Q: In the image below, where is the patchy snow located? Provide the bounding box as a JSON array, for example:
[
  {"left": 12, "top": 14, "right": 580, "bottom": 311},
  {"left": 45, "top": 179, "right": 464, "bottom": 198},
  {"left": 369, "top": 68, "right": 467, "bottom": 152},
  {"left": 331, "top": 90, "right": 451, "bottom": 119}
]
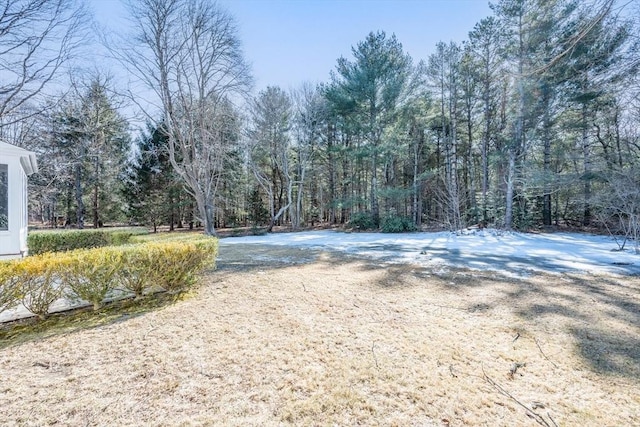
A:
[
  {"left": 3, "top": 229, "right": 636, "bottom": 324},
  {"left": 220, "top": 229, "right": 640, "bottom": 276}
]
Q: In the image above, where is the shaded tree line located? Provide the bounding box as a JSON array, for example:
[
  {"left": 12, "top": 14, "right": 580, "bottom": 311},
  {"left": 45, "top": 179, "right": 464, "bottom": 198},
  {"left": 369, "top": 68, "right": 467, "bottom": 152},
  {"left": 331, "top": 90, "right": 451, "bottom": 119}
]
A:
[{"left": 225, "top": 0, "right": 640, "bottom": 235}]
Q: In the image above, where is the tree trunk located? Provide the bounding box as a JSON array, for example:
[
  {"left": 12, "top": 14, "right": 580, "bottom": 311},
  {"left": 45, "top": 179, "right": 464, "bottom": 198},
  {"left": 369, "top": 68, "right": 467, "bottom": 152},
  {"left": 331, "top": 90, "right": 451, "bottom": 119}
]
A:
[
  {"left": 268, "top": 200, "right": 291, "bottom": 232},
  {"left": 204, "top": 202, "right": 216, "bottom": 236},
  {"left": 371, "top": 154, "right": 379, "bottom": 226},
  {"left": 582, "top": 101, "right": 592, "bottom": 226},
  {"left": 542, "top": 86, "right": 552, "bottom": 227},
  {"left": 466, "top": 98, "right": 476, "bottom": 224},
  {"left": 75, "top": 162, "right": 84, "bottom": 229},
  {"left": 66, "top": 182, "right": 73, "bottom": 227},
  {"left": 505, "top": 8, "right": 525, "bottom": 231},
  {"left": 93, "top": 181, "right": 99, "bottom": 228},
  {"left": 327, "top": 123, "right": 336, "bottom": 224},
  {"left": 341, "top": 157, "right": 349, "bottom": 224},
  {"left": 293, "top": 162, "right": 306, "bottom": 230},
  {"left": 412, "top": 128, "right": 421, "bottom": 226},
  {"left": 481, "top": 62, "right": 491, "bottom": 223},
  {"left": 448, "top": 72, "right": 460, "bottom": 230},
  {"left": 505, "top": 149, "right": 516, "bottom": 230}
]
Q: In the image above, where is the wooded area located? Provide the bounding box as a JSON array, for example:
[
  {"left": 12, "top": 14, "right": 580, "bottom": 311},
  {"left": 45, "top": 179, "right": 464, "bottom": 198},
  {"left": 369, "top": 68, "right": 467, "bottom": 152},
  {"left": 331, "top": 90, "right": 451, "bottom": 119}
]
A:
[{"left": 2, "top": 0, "right": 639, "bottom": 237}]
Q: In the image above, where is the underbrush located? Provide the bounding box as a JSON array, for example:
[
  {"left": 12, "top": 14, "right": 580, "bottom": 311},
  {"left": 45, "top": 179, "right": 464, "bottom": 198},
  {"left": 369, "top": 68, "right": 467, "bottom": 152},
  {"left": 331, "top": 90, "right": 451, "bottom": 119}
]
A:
[
  {"left": 380, "top": 215, "right": 417, "bottom": 233},
  {"left": 349, "top": 212, "right": 377, "bottom": 230},
  {"left": 348, "top": 212, "right": 417, "bottom": 233}
]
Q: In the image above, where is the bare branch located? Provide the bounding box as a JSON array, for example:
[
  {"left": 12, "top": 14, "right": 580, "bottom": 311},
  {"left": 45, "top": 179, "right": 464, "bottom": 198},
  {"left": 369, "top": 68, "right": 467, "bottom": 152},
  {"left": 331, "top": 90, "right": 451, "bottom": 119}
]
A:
[{"left": 0, "top": 0, "right": 89, "bottom": 126}]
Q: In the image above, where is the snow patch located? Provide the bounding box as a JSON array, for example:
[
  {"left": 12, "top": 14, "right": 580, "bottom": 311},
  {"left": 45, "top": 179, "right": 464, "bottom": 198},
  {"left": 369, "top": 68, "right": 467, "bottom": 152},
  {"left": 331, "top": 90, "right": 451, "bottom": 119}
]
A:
[{"left": 221, "top": 229, "right": 640, "bottom": 276}]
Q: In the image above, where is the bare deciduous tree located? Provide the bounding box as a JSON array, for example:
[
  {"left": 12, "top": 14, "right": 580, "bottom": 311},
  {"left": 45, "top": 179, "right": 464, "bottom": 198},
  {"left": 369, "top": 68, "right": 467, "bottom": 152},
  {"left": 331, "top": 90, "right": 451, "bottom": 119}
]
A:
[
  {"left": 596, "top": 168, "right": 640, "bottom": 253},
  {"left": 290, "top": 83, "right": 325, "bottom": 229},
  {"left": 117, "top": 0, "right": 251, "bottom": 235},
  {"left": 0, "top": 0, "right": 88, "bottom": 126},
  {"left": 247, "top": 86, "right": 293, "bottom": 232}
]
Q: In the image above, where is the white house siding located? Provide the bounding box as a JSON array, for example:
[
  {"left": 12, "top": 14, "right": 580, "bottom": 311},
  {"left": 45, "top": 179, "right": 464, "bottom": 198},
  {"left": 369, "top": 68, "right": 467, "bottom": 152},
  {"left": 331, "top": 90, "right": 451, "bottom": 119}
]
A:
[{"left": 0, "top": 141, "right": 37, "bottom": 259}]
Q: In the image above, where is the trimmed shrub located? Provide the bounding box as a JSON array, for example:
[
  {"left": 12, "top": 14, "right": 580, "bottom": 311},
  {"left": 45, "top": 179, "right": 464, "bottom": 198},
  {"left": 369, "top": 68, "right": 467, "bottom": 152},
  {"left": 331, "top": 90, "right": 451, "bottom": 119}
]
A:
[
  {"left": 0, "top": 261, "right": 20, "bottom": 313},
  {"left": 145, "top": 237, "right": 218, "bottom": 292},
  {"left": 116, "top": 246, "right": 158, "bottom": 298},
  {"left": 381, "top": 215, "right": 417, "bottom": 233},
  {"left": 28, "top": 229, "right": 135, "bottom": 255},
  {"left": 117, "top": 237, "right": 217, "bottom": 295},
  {"left": 15, "top": 254, "right": 64, "bottom": 320},
  {"left": 349, "top": 211, "right": 377, "bottom": 231},
  {"left": 108, "top": 231, "right": 135, "bottom": 246},
  {"left": 192, "top": 238, "right": 219, "bottom": 270},
  {"left": 62, "top": 248, "right": 124, "bottom": 310},
  {"left": 129, "top": 231, "right": 208, "bottom": 244},
  {"left": 28, "top": 230, "right": 109, "bottom": 254},
  {"left": 1, "top": 234, "right": 218, "bottom": 320}
]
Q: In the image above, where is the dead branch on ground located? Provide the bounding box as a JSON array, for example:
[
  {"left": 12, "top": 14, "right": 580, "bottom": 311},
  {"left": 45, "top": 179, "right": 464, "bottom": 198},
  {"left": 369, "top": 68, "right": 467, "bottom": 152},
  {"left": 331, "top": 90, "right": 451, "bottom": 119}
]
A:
[
  {"left": 482, "top": 366, "right": 558, "bottom": 427},
  {"left": 534, "top": 337, "right": 558, "bottom": 368}
]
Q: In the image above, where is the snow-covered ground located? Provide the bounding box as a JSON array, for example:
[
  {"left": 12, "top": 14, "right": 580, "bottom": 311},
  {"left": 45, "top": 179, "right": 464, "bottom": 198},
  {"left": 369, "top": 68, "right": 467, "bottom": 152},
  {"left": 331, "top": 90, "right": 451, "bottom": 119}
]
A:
[{"left": 220, "top": 229, "right": 640, "bottom": 276}]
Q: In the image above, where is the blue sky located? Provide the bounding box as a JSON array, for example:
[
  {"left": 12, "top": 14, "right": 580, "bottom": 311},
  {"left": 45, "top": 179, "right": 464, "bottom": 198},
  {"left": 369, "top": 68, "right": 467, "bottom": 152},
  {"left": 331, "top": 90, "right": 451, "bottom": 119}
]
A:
[{"left": 90, "top": 0, "right": 493, "bottom": 92}]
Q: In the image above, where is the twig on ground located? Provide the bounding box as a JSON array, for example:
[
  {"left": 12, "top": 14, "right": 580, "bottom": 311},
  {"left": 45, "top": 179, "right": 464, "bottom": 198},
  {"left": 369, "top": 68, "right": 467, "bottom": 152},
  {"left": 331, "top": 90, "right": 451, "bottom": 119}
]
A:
[
  {"left": 32, "top": 361, "right": 51, "bottom": 369},
  {"left": 143, "top": 327, "right": 157, "bottom": 340},
  {"left": 371, "top": 340, "right": 379, "bottom": 369},
  {"left": 534, "top": 337, "right": 558, "bottom": 368},
  {"left": 483, "top": 365, "right": 556, "bottom": 427}
]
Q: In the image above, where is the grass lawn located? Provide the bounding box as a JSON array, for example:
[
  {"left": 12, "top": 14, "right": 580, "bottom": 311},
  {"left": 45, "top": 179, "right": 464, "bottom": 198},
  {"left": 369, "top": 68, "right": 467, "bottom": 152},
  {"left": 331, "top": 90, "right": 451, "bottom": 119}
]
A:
[{"left": 0, "top": 243, "right": 638, "bottom": 426}]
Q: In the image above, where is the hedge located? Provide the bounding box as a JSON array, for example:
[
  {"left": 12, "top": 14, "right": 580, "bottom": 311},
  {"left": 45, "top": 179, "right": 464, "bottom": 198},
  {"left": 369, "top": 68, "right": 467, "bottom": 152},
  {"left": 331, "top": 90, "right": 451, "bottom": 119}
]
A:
[
  {"left": 27, "top": 229, "right": 138, "bottom": 255},
  {"left": 3, "top": 255, "right": 64, "bottom": 319},
  {"left": 0, "top": 237, "right": 218, "bottom": 320}
]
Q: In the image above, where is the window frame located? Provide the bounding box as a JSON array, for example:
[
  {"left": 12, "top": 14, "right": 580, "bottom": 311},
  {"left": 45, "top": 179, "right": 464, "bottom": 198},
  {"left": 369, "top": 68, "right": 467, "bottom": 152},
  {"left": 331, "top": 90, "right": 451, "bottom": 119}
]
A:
[{"left": 0, "top": 163, "right": 8, "bottom": 231}]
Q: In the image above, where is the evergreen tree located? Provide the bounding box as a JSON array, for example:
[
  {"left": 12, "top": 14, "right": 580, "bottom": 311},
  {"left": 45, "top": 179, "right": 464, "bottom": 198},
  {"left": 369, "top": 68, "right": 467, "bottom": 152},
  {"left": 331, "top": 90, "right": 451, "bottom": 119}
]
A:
[
  {"left": 122, "top": 123, "right": 177, "bottom": 232},
  {"left": 328, "top": 31, "right": 415, "bottom": 226}
]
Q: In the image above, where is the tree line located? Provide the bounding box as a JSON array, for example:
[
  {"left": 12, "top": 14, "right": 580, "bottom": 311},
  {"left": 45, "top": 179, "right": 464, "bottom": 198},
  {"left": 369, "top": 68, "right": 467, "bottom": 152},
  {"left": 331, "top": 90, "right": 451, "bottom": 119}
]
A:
[{"left": 2, "top": 0, "right": 639, "bottom": 238}]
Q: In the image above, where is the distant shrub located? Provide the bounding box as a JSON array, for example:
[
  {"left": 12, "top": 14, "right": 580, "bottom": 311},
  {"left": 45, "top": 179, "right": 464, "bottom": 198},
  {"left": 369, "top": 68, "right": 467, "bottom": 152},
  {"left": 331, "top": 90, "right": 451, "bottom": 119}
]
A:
[
  {"left": 28, "top": 230, "right": 108, "bottom": 254},
  {"left": 381, "top": 215, "right": 417, "bottom": 233},
  {"left": 109, "top": 231, "right": 135, "bottom": 246},
  {"left": 28, "top": 229, "right": 135, "bottom": 255},
  {"left": 349, "top": 211, "right": 377, "bottom": 230},
  {"left": 129, "top": 231, "right": 203, "bottom": 244},
  {"left": 251, "top": 226, "right": 267, "bottom": 236}
]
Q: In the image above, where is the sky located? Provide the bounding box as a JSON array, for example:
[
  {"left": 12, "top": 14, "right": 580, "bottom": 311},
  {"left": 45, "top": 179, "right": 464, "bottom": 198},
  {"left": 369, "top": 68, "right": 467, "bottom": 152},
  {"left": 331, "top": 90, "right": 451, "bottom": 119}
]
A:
[{"left": 90, "top": 0, "right": 494, "bottom": 93}]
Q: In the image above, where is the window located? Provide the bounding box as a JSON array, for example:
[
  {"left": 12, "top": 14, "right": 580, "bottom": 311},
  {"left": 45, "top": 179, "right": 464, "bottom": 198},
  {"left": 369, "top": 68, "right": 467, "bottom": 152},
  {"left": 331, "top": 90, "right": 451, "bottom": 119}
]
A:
[{"left": 0, "top": 164, "right": 7, "bottom": 230}]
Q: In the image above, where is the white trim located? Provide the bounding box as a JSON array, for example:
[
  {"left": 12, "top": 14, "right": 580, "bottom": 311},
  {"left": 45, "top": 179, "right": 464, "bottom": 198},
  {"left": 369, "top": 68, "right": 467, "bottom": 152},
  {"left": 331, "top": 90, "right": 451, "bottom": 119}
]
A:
[
  {"left": 0, "top": 140, "right": 38, "bottom": 175},
  {"left": 0, "top": 146, "right": 35, "bottom": 257}
]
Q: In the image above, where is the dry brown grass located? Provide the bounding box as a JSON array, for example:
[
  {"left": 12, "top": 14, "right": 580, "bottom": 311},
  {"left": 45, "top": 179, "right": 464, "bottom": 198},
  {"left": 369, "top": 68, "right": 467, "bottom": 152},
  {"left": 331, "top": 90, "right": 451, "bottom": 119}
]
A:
[{"left": 0, "top": 243, "right": 639, "bottom": 426}]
